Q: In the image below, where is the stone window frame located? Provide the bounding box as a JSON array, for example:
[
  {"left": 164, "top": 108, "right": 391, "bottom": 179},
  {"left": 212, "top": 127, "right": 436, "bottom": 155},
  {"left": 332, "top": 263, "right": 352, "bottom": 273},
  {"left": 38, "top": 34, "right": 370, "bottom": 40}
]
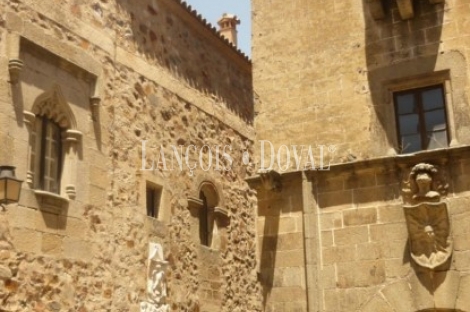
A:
[
  {"left": 24, "top": 85, "right": 82, "bottom": 208},
  {"left": 386, "top": 70, "right": 458, "bottom": 154},
  {"left": 188, "top": 180, "right": 230, "bottom": 251},
  {"left": 145, "top": 181, "right": 163, "bottom": 219},
  {"left": 138, "top": 172, "right": 170, "bottom": 224}
]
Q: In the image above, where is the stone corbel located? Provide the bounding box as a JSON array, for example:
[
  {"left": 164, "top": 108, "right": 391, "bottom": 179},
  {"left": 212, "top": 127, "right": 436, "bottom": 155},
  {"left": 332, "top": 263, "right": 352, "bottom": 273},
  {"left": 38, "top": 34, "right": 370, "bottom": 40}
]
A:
[
  {"left": 396, "top": 0, "right": 414, "bottom": 20},
  {"left": 64, "top": 129, "right": 82, "bottom": 146},
  {"left": 23, "top": 111, "right": 36, "bottom": 128},
  {"left": 8, "top": 59, "right": 24, "bottom": 84},
  {"left": 258, "top": 170, "right": 282, "bottom": 192},
  {"left": 368, "top": 0, "right": 386, "bottom": 20},
  {"left": 7, "top": 33, "right": 23, "bottom": 84},
  {"left": 89, "top": 96, "right": 101, "bottom": 121}
]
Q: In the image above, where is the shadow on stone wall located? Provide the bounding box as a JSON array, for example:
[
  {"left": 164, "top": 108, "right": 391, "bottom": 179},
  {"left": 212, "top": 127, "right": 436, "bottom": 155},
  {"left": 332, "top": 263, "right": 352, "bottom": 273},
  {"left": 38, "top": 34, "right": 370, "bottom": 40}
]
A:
[
  {"left": 113, "top": 0, "right": 254, "bottom": 123},
  {"left": 363, "top": 0, "right": 444, "bottom": 153}
]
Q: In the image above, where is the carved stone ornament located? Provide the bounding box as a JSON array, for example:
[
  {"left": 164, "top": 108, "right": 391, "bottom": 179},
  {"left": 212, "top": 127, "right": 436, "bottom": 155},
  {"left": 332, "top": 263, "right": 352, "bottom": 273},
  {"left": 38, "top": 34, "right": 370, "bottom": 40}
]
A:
[
  {"left": 402, "top": 163, "right": 452, "bottom": 269},
  {"left": 140, "top": 243, "right": 170, "bottom": 312}
]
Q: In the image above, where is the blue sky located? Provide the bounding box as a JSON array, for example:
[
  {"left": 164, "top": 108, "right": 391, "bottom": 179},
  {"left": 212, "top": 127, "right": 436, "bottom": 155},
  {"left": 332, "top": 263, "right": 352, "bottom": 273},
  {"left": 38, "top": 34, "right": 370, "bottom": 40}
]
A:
[{"left": 183, "top": 0, "right": 251, "bottom": 56}]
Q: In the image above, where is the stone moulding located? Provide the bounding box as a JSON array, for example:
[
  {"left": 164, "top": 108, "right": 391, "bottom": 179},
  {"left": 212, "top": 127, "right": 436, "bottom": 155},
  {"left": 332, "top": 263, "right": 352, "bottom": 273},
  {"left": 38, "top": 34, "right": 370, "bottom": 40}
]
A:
[{"left": 34, "top": 190, "right": 69, "bottom": 213}]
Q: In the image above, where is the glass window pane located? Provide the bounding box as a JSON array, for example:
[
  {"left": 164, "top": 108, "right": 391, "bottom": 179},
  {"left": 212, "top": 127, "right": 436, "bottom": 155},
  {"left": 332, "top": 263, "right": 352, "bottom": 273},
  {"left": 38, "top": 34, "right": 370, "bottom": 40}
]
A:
[
  {"left": 399, "top": 114, "right": 420, "bottom": 135},
  {"left": 401, "top": 134, "right": 421, "bottom": 153},
  {"left": 422, "top": 87, "right": 444, "bottom": 111},
  {"left": 425, "top": 109, "right": 446, "bottom": 131},
  {"left": 396, "top": 93, "right": 416, "bottom": 114},
  {"left": 427, "top": 130, "right": 448, "bottom": 150}
]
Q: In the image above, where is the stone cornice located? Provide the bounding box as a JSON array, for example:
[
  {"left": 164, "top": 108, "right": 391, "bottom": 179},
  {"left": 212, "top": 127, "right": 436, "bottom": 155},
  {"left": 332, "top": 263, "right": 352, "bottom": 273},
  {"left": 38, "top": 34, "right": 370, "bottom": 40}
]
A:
[{"left": 246, "top": 146, "right": 470, "bottom": 185}]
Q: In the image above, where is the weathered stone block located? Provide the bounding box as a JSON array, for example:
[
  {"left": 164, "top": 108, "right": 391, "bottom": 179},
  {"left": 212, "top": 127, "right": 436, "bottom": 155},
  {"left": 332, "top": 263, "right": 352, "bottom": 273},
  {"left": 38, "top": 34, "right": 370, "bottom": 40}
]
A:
[
  {"left": 336, "top": 260, "right": 385, "bottom": 288},
  {"left": 362, "top": 295, "right": 394, "bottom": 312},
  {"left": 382, "top": 279, "right": 416, "bottom": 311},
  {"left": 343, "top": 208, "right": 377, "bottom": 226},
  {"left": 41, "top": 233, "right": 63, "bottom": 256},
  {"left": 377, "top": 205, "right": 405, "bottom": 223},
  {"left": 323, "top": 245, "right": 356, "bottom": 264},
  {"left": 334, "top": 226, "right": 369, "bottom": 246},
  {"left": 320, "top": 212, "right": 343, "bottom": 230},
  {"left": 370, "top": 223, "right": 408, "bottom": 242},
  {"left": 318, "top": 190, "right": 353, "bottom": 209}
]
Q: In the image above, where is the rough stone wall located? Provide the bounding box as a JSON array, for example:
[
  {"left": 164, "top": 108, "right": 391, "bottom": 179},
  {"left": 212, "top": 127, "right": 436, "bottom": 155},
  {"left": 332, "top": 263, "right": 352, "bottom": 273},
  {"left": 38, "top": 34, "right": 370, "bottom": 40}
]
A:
[
  {"left": 252, "top": 0, "right": 470, "bottom": 167},
  {"left": 0, "top": 0, "right": 261, "bottom": 311}
]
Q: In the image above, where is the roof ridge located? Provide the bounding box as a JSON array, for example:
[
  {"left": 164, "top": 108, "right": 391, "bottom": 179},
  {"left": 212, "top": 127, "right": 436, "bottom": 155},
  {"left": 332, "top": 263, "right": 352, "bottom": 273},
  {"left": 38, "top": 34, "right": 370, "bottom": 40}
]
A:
[{"left": 174, "top": 0, "right": 251, "bottom": 63}]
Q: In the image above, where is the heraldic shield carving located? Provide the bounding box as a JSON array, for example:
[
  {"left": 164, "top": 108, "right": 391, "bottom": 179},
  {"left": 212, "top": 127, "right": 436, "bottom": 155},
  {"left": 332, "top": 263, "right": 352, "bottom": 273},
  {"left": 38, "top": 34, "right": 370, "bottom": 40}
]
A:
[{"left": 402, "top": 163, "right": 452, "bottom": 269}]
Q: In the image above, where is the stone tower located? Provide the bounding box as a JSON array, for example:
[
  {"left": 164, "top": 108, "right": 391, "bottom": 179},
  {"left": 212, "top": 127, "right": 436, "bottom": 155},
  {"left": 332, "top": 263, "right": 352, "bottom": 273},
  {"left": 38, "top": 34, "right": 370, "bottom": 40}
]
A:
[{"left": 251, "top": 0, "right": 470, "bottom": 311}]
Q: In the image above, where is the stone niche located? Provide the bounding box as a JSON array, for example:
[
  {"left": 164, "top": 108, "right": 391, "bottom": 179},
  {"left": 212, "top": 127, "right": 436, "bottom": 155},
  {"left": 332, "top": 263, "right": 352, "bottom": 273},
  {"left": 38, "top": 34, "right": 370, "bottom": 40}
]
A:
[{"left": 140, "top": 242, "right": 170, "bottom": 312}]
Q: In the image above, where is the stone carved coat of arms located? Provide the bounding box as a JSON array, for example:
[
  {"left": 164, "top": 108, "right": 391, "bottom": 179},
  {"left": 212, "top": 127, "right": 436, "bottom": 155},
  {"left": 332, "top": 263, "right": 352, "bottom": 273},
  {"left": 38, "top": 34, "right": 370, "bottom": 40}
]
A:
[{"left": 402, "top": 163, "right": 452, "bottom": 269}]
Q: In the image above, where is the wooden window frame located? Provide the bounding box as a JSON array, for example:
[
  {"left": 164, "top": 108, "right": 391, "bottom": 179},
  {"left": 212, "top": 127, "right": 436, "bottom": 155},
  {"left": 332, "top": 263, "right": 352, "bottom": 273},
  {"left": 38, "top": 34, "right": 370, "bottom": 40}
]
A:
[
  {"left": 393, "top": 84, "right": 449, "bottom": 154},
  {"left": 37, "top": 116, "right": 63, "bottom": 194}
]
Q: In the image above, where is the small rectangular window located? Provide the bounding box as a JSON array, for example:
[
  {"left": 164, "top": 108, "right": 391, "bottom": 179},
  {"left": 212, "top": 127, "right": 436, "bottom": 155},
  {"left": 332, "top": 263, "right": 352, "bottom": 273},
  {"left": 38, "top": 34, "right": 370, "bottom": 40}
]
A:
[
  {"left": 146, "top": 183, "right": 161, "bottom": 218},
  {"left": 394, "top": 85, "right": 449, "bottom": 154}
]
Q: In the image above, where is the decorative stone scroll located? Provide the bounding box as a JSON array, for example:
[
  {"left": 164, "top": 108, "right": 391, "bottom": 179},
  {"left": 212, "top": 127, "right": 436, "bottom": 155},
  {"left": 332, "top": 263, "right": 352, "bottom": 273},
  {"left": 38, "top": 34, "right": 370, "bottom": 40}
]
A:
[
  {"left": 140, "top": 243, "right": 170, "bottom": 312},
  {"left": 402, "top": 163, "right": 452, "bottom": 269}
]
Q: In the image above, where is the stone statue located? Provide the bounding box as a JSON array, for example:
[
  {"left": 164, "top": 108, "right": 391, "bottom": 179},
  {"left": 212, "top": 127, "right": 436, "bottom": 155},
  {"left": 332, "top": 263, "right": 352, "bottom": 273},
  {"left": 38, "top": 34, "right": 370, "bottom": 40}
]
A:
[
  {"left": 402, "top": 163, "right": 452, "bottom": 269},
  {"left": 140, "top": 243, "right": 170, "bottom": 312}
]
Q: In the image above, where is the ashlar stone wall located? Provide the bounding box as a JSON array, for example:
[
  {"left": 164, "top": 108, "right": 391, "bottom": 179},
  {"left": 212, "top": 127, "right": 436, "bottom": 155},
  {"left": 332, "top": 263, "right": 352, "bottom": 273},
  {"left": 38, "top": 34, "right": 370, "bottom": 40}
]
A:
[{"left": 252, "top": 0, "right": 470, "bottom": 168}]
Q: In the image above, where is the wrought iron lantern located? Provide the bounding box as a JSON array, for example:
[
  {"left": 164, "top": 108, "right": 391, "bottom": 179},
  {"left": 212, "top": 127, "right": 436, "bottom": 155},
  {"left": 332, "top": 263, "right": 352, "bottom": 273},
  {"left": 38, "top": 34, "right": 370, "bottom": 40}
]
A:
[{"left": 0, "top": 166, "right": 23, "bottom": 205}]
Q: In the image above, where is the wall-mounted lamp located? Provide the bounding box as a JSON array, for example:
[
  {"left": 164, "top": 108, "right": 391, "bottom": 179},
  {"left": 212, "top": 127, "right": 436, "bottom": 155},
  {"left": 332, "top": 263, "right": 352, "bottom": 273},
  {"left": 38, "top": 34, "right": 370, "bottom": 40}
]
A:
[{"left": 0, "top": 166, "right": 23, "bottom": 208}]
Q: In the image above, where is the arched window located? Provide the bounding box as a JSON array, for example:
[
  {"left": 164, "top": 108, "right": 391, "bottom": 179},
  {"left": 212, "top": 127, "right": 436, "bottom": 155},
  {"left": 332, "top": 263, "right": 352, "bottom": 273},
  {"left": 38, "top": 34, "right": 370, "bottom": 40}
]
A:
[
  {"left": 199, "top": 183, "right": 218, "bottom": 247},
  {"left": 186, "top": 181, "right": 230, "bottom": 250},
  {"left": 36, "top": 116, "right": 63, "bottom": 193},
  {"left": 24, "top": 85, "right": 81, "bottom": 200}
]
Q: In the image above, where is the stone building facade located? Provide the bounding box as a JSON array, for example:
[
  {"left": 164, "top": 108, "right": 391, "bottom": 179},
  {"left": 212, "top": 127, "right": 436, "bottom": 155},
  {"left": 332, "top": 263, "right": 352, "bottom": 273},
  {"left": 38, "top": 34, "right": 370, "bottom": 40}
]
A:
[
  {"left": 252, "top": 0, "right": 470, "bottom": 311},
  {"left": 2, "top": 0, "right": 470, "bottom": 311},
  {"left": 0, "top": 0, "right": 260, "bottom": 311}
]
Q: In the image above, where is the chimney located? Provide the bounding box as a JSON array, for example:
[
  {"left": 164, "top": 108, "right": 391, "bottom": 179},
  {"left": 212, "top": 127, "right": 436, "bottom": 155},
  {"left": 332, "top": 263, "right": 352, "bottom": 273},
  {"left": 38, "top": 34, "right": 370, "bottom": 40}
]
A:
[{"left": 217, "top": 13, "right": 240, "bottom": 47}]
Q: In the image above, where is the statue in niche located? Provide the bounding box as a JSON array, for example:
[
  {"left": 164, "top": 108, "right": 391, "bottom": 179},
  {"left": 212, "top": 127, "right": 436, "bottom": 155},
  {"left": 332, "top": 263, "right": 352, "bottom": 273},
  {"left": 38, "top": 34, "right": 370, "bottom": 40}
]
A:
[
  {"left": 140, "top": 243, "right": 170, "bottom": 312},
  {"left": 402, "top": 163, "right": 452, "bottom": 270}
]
